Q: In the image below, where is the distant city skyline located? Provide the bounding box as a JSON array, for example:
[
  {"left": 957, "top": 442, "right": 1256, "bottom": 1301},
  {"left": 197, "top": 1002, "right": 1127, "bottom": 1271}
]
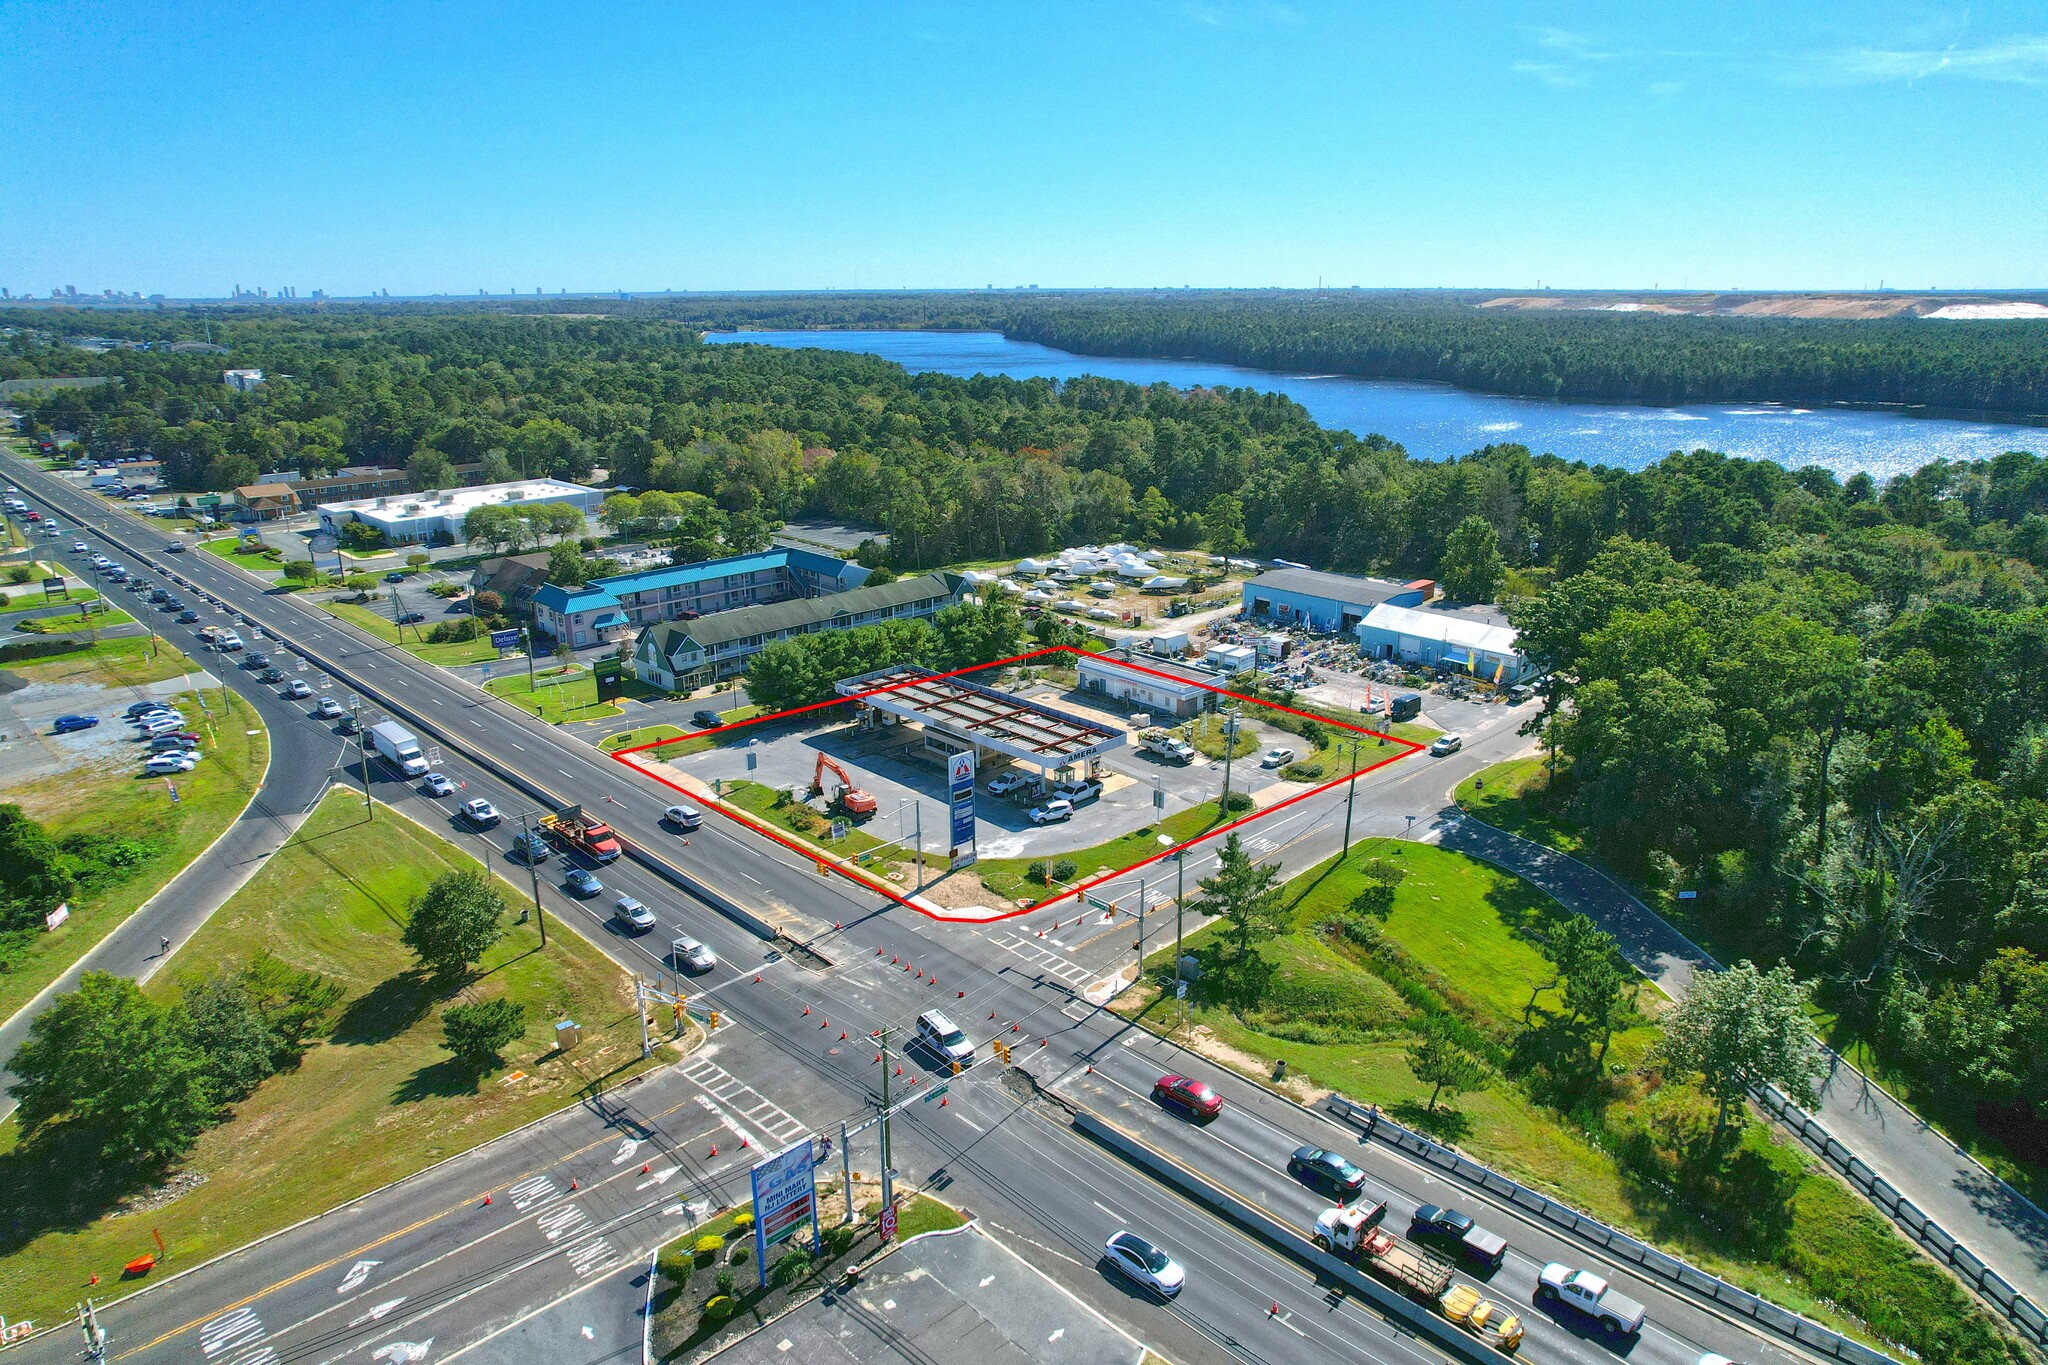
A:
[{"left": 4, "top": 1, "right": 2046, "bottom": 297}]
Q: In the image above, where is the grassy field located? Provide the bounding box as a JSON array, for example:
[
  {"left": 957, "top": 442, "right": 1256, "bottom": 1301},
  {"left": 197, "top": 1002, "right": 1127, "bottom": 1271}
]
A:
[
  {"left": 0, "top": 683, "right": 268, "bottom": 1031},
  {"left": 322, "top": 599, "right": 500, "bottom": 665},
  {"left": 199, "top": 537, "right": 283, "bottom": 575},
  {"left": 0, "top": 792, "right": 658, "bottom": 1324},
  {"left": 1187, "top": 710, "right": 1258, "bottom": 759},
  {"left": 603, "top": 705, "right": 766, "bottom": 759},
  {"left": 1117, "top": 838, "right": 2014, "bottom": 1361},
  {"left": 2, "top": 633, "right": 199, "bottom": 685},
  {"left": 975, "top": 799, "right": 1228, "bottom": 904},
  {"left": 487, "top": 667, "right": 623, "bottom": 722}
]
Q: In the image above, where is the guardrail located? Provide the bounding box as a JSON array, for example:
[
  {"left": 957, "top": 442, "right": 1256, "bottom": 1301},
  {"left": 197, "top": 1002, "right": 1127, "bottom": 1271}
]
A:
[
  {"left": 1754, "top": 1085, "right": 2048, "bottom": 1347},
  {"left": 1072, "top": 1107, "right": 1515, "bottom": 1365},
  {"left": 1327, "top": 1097, "right": 1909, "bottom": 1364}
]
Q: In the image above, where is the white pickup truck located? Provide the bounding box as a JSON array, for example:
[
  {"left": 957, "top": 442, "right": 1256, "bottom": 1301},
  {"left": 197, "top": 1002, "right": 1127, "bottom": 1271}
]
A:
[
  {"left": 1139, "top": 728, "right": 1198, "bottom": 764},
  {"left": 1537, "top": 1264, "right": 1645, "bottom": 1336}
]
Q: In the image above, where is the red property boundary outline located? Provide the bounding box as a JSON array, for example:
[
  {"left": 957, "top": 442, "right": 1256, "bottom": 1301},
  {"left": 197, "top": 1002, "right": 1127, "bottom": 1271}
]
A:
[{"left": 610, "top": 646, "right": 1425, "bottom": 923}]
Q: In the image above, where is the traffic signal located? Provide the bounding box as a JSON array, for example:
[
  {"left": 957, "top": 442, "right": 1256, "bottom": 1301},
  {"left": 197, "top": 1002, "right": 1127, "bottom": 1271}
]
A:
[
  {"left": 951, "top": 1060, "right": 962, "bottom": 1076},
  {"left": 708, "top": 1010, "right": 720, "bottom": 1029}
]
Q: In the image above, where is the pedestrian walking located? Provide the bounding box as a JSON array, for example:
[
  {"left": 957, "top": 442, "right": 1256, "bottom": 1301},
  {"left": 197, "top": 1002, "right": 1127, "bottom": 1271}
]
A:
[{"left": 160, "top": 935, "right": 171, "bottom": 956}]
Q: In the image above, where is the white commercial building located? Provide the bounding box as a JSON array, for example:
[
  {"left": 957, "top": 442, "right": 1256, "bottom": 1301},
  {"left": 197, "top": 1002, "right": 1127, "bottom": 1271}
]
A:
[
  {"left": 315, "top": 478, "right": 604, "bottom": 545},
  {"left": 1356, "top": 601, "right": 1529, "bottom": 683},
  {"left": 222, "top": 368, "right": 265, "bottom": 391}
]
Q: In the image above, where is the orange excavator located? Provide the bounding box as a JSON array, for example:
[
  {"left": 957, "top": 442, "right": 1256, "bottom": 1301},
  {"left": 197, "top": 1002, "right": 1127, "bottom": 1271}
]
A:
[{"left": 812, "top": 753, "right": 879, "bottom": 817}]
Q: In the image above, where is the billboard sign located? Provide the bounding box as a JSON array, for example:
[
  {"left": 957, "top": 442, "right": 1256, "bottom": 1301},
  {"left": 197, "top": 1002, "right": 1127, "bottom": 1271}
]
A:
[
  {"left": 489, "top": 628, "right": 522, "bottom": 651},
  {"left": 948, "top": 750, "right": 976, "bottom": 851},
  {"left": 593, "top": 656, "right": 624, "bottom": 702},
  {"left": 749, "top": 1137, "right": 820, "bottom": 1283}
]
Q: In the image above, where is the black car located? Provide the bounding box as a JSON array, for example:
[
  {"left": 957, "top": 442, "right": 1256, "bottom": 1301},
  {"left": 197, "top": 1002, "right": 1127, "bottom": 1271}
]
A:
[
  {"left": 258, "top": 667, "right": 286, "bottom": 683},
  {"left": 396, "top": 610, "right": 425, "bottom": 625},
  {"left": 337, "top": 714, "right": 361, "bottom": 735},
  {"left": 1410, "top": 1204, "right": 1508, "bottom": 1269},
  {"left": 177, "top": 610, "right": 200, "bottom": 623},
  {"left": 1287, "top": 1146, "right": 1370, "bottom": 1202},
  {"left": 247, "top": 651, "right": 271, "bottom": 667}
]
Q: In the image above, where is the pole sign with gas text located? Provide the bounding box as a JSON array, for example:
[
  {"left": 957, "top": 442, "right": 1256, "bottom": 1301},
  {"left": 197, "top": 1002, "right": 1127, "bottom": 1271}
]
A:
[
  {"left": 947, "top": 750, "right": 976, "bottom": 860},
  {"left": 749, "top": 1137, "right": 820, "bottom": 1285}
]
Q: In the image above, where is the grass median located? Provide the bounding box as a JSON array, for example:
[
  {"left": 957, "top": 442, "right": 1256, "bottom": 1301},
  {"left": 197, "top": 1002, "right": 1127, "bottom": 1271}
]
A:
[
  {"left": 487, "top": 667, "right": 624, "bottom": 723},
  {"left": 199, "top": 536, "right": 283, "bottom": 575},
  {"left": 0, "top": 791, "right": 661, "bottom": 1324},
  {"left": 975, "top": 799, "right": 1229, "bottom": 904},
  {"left": 601, "top": 705, "right": 764, "bottom": 759}
]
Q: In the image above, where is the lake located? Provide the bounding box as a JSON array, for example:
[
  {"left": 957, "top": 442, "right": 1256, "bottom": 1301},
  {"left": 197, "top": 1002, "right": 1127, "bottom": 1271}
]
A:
[{"left": 706, "top": 328, "right": 2044, "bottom": 480}]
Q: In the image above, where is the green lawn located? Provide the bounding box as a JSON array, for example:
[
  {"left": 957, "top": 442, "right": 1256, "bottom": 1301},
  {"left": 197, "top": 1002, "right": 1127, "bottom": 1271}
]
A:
[
  {"left": 0, "top": 585, "right": 100, "bottom": 610},
  {"left": 976, "top": 799, "right": 1229, "bottom": 904},
  {"left": 322, "top": 599, "right": 500, "bottom": 665},
  {"left": 487, "top": 668, "right": 625, "bottom": 722},
  {"left": 1, "top": 632, "right": 200, "bottom": 684},
  {"left": 603, "top": 705, "right": 765, "bottom": 759},
  {"left": 1454, "top": 756, "right": 1588, "bottom": 858},
  {"left": 1187, "top": 711, "right": 1258, "bottom": 759},
  {"left": 0, "top": 684, "right": 269, "bottom": 1027},
  {"left": 0, "top": 792, "right": 657, "bottom": 1324},
  {"left": 199, "top": 537, "right": 284, "bottom": 575}
]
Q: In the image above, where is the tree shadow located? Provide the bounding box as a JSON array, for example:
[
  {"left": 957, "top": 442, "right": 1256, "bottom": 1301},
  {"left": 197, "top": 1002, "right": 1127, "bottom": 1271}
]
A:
[
  {"left": 1391, "top": 1099, "right": 1474, "bottom": 1145},
  {"left": 330, "top": 970, "right": 437, "bottom": 1046},
  {"left": 394, "top": 1057, "right": 481, "bottom": 1104},
  {"left": 0, "top": 1124, "right": 170, "bottom": 1258}
]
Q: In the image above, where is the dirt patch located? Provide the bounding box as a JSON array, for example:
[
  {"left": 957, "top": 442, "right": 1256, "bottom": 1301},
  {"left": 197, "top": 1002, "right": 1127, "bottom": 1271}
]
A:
[{"left": 116, "top": 1170, "right": 209, "bottom": 1216}]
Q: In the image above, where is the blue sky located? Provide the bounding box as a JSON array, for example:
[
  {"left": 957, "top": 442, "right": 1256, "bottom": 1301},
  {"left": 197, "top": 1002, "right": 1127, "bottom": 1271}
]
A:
[{"left": 5, "top": 1, "right": 2046, "bottom": 297}]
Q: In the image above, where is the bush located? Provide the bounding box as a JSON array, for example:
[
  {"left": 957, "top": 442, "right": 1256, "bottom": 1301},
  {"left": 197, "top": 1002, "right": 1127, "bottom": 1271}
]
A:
[
  {"left": 712, "top": 1267, "right": 738, "bottom": 1298},
  {"left": 701, "top": 1295, "right": 737, "bottom": 1326},
  {"left": 655, "top": 1248, "right": 694, "bottom": 1287},
  {"left": 1051, "top": 856, "right": 1079, "bottom": 882},
  {"left": 0, "top": 592, "right": 9, "bottom": 609},
  {"left": 692, "top": 1233, "right": 724, "bottom": 1260},
  {"left": 429, "top": 581, "right": 463, "bottom": 598},
  {"left": 787, "top": 809, "right": 826, "bottom": 835},
  {"left": 1222, "top": 790, "right": 1255, "bottom": 813},
  {"left": 771, "top": 1245, "right": 812, "bottom": 1286},
  {"left": 732, "top": 1209, "right": 756, "bottom": 1233},
  {"left": 426, "top": 618, "right": 483, "bottom": 643},
  {"left": 729, "top": 1244, "right": 748, "bottom": 1266},
  {"left": 1280, "top": 762, "right": 1324, "bottom": 782},
  {"left": 823, "top": 1223, "right": 857, "bottom": 1257},
  {"left": 343, "top": 573, "right": 375, "bottom": 591},
  {"left": 6, "top": 565, "right": 33, "bottom": 585}
]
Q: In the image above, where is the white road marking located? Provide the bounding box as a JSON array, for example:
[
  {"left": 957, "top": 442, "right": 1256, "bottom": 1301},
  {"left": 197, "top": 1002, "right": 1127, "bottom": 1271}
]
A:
[
  {"left": 735, "top": 868, "right": 763, "bottom": 885},
  {"left": 983, "top": 930, "right": 1095, "bottom": 986},
  {"left": 1091, "top": 1200, "right": 1127, "bottom": 1222},
  {"left": 336, "top": 1259, "right": 381, "bottom": 1294},
  {"left": 680, "top": 1055, "right": 809, "bottom": 1145},
  {"left": 635, "top": 1167, "right": 676, "bottom": 1190},
  {"left": 370, "top": 1342, "right": 433, "bottom": 1364},
  {"left": 566, "top": 1237, "right": 618, "bottom": 1276},
  {"left": 558, "top": 769, "right": 574, "bottom": 779},
  {"left": 349, "top": 1297, "right": 408, "bottom": 1326},
  {"left": 508, "top": 1175, "right": 558, "bottom": 1210},
  {"left": 611, "top": 1138, "right": 642, "bottom": 1165},
  {"left": 200, "top": 1307, "right": 265, "bottom": 1358}
]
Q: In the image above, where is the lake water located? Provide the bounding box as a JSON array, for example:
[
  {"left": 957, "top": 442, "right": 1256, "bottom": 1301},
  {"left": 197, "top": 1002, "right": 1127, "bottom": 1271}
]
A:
[{"left": 707, "top": 328, "right": 2044, "bottom": 480}]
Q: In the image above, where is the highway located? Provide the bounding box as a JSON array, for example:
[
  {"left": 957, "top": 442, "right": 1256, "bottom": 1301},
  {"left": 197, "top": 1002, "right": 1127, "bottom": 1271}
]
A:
[{"left": 2, "top": 451, "right": 1813, "bottom": 1365}]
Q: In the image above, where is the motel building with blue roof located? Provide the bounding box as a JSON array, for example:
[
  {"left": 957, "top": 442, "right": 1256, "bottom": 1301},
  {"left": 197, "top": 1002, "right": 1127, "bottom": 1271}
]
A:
[{"left": 531, "top": 546, "right": 870, "bottom": 648}]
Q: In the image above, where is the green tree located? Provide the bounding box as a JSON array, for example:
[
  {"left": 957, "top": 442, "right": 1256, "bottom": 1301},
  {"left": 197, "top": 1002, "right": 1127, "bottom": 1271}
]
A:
[
  {"left": 1657, "top": 960, "right": 1825, "bottom": 1142},
  {"left": 1438, "top": 514, "right": 1506, "bottom": 604},
  {"left": 547, "top": 539, "right": 590, "bottom": 587},
  {"left": 280, "top": 558, "right": 318, "bottom": 585},
  {"left": 406, "top": 447, "right": 456, "bottom": 493},
  {"left": 1406, "top": 1014, "right": 1490, "bottom": 1111},
  {"left": 0, "top": 804, "right": 76, "bottom": 932},
  {"left": 402, "top": 869, "right": 508, "bottom": 980},
  {"left": 441, "top": 997, "right": 528, "bottom": 1068},
  {"left": 8, "top": 972, "right": 215, "bottom": 1163},
  {"left": 1524, "top": 913, "right": 1607, "bottom": 1022},
  {"left": 180, "top": 969, "right": 286, "bottom": 1103},
  {"left": 463, "top": 503, "right": 524, "bottom": 551},
  {"left": 598, "top": 492, "right": 642, "bottom": 538},
  {"left": 1203, "top": 492, "right": 1249, "bottom": 561},
  {"left": 1198, "top": 833, "right": 1284, "bottom": 981}
]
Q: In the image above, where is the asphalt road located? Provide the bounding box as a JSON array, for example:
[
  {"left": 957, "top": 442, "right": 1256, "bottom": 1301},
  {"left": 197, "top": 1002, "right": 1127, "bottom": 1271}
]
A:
[{"left": 0, "top": 456, "right": 1845, "bottom": 1365}]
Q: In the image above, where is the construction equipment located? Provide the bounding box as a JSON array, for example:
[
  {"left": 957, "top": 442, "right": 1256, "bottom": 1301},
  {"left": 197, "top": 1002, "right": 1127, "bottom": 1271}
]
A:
[
  {"left": 812, "top": 753, "right": 878, "bottom": 817},
  {"left": 540, "top": 809, "right": 623, "bottom": 862},
  {"left": 1440, "top": 1284, "right": 1524, "bottom": 1352}
]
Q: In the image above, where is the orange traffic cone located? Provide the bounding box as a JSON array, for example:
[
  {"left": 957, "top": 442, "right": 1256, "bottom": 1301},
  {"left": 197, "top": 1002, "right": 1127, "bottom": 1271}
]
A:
[{"left": 482, "top": 1193, "right": 493, "bottom": 1206}]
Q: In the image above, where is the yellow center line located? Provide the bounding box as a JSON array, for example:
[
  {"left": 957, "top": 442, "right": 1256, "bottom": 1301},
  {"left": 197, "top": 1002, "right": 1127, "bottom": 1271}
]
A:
[{"left": 114, "top": 1089, "right": 708, "bottom": 1358}]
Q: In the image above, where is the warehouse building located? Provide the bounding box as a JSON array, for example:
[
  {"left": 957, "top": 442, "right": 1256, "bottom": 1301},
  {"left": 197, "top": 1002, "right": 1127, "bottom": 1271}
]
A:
[
  {"left": 314, "top": 478, "right": 604, "bottom": 545},
  {"left": 1076, "top": 646, "right": 1227, "bottom": 719},
  {"left": 631, "top": 572, "right": 966, "bottom": 688},
  {"left": 534, "top": 546, "right": 871, "bottom": 649},
  {"left": 1356, "top": 601, "right": 1529, "bottom": 683},
  {"left": 1241, "top": 568, "right": 1434, "bottom": 634}
]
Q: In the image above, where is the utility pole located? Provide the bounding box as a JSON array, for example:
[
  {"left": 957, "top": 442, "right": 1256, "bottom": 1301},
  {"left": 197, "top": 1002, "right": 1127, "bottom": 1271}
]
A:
[
  {"left": 1218, "top": 708, "right": 1241, "bottom": 813},
  {"left": 1341, "top": 735, "right": 1361, "bottom": 860},
  {"left": 914, "top": 801, "right": 924, "bottom": 892},
  {"left": 519, "top": 812, "right": 548, "bottom": 947},
  {"left": 352, "top": 698, "right": 372, "bottom": 816},
  {"left": 878, "top": 1027, "right": 895, "bottom": 1217},
  {"left": 1134, "top": 877, "right": 1147, "bottom": 980},
  {"left": 523, "top": 627, "right": 536, "bottom": 688},
  {"left": 636, "top": 977, "right": 650, "bottom": 1059},
  {"left": 839, "top": 1120, "right": 854, "bottom": 1225}
]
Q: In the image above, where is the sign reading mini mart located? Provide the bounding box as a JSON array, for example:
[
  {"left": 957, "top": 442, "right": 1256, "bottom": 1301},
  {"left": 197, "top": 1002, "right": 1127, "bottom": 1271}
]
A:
[
  {"left": 749, "top": 1137, "right": 821, "bottom": 1287},
  {"left": 947, "top": 749, "right": 976, "bottom": 863}
]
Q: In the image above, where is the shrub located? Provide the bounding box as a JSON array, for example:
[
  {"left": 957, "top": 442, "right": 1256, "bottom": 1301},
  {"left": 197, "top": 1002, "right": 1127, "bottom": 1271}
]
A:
[
  {"left": 771, "top": 1245, "right": 812, "bottom": 1286},
  {"left": 787, "top": 809, "right": 826, "bottom": 835},
  {"left": 655, "top": 1248, "right": 694, "bottom": 1287},
  {"left": 441, "top": 997, "right": 527, "bottom": 1067},
  {"left": 472, "top": 589, "right": 503, "bottom": 613},
  {"left": 1279, "top": 762, "right": 1324, "bottom": 782},
  {"left": 0, "top": 592, "right": 9, "bottom": 609},
  {"left": 823, "top": 1223, "right": 857, "bottom": 1257},
  {"left": 701, "top": 1295, "right": 737, "bottom": 1326},
  {"left": 426, "top": 618, "right": 483, "bottom": 643},
  {"left": 730, "top": 1244, "right": 748, "bottom": 1266},
  {"left": 429, "top": 581, "right": 463, "bottom": 598},
  {"left": 712, "top": 1267, "right": 738, "bottom": 1298},
  {"left": 732, "top": 1209, "right": 756, "bottom": 1232},
  {"left": 6, "top": 565, "right": 33, "bottom": 584},
  {"left": 1222, "top": 790, "right": 1255, "bottom": 813},
  {"left": 1051, "top": 856, "right": 1079, "bottom": 882},
  {"left": 343, "top": 573, "right": 375, "bottom": 591},
  {"left": 692, "top": 1233, "right": 724, "bottom": 1259},
  {"left": 407, "top": 552, "right": 430, "bottom": 571}
]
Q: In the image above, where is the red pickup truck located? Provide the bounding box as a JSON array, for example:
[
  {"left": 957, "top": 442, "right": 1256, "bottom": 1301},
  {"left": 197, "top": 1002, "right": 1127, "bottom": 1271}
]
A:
[{"left": 541, "top": 812, "right": 622, "bottom": 863}]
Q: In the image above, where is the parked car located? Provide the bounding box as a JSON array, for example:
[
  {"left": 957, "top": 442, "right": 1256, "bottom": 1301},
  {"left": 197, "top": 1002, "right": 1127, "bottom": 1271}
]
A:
[
  {"left": 663, "top": 803, "right": 703, "bottom": 830},
  {"left": 1411, "top": 1204, "right": 1508, "bottom": 1269},
  {"left": 395, "top": 610, "right": 425, "bottom": 625},
  {"left": 611, "top": 896, "right": 657, "bottom": 934},
  {"left": 258, "top": 666, "right": 286, "bottom": 683},
  {"left": 1102, "top": 1231, "right": 1185, "bottom": 1298},
  {"left": 150, "top": 734, "right": 201, "bottom": 754},
  {"left": 125, "top": 700, "right": 167, "bottom": 718},
  {"left": 1053, "top": 778, "right": 1102, "bottom": 805},
  {"left": 52, "top": 714, "right": 100, "bottom": 733},
  {"left": 422, "top": 772, "right": 457, "bottom": 797},
  {"left": 1429, "top": 733, "right": 1464, "bottom": 757},
  {"left": 145, "top": 752, "right": 197, "bottom": 775},
  {"left": 315, "top": 697, "right": 345, "bottom": 719},
  {"left": 986, "top": 771, "right": 1032, "bottom": 796},
  {"left": 141, "top": 714, "right": 188, "bottom": 736},
  {"left": 564, "top": 868, "right": 604, "bottom": 898},
  {"left": 1028, "top": 798, "right": 1075, "bottom": 825},
  {"left": 284, "top": 679, "right": 313, "bottom": 698},
  {"left": 670, "top": 935, "right": 717, "bottom": 973},
  {"left": 385, "top": 571, "right": 406, "bottom": 582},
  {"left": 1151, "top": 1074, "right": 1223, "bottom": 1120},
  {"left": 1287, "top": 1145, "right": 1370, "bottom": 1202},
  {"left": 459, "top": 798, "right": 500, "bottom": 827},
  {"left": 1261, "top": 746, "right": 1297, "bottom": 768},
  {"left": 692, "top": 709, "right": 724, "bottom": 729}
]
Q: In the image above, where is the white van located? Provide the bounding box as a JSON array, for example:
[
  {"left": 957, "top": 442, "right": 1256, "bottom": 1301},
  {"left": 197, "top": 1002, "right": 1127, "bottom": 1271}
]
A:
[{"left": 917, "top": 1010, "right": 975, "bottom": 1069}]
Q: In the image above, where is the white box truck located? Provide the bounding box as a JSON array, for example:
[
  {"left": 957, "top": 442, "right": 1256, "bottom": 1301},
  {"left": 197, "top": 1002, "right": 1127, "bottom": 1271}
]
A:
[{"left": 368, "top": 721, "right": 429, "bottom": 777}]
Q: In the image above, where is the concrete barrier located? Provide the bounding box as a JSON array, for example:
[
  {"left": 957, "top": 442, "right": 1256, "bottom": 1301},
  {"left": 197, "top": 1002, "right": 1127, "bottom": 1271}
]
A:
[{"left": 1071, "top": 1109, "right": 1515, "bottom": 1365}]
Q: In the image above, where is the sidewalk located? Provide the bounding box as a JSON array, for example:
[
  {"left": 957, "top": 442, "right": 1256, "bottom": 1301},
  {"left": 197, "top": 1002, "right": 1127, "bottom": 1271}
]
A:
[{"left": 1430, "top": 801, "right": 2048, "bottom": 1301}]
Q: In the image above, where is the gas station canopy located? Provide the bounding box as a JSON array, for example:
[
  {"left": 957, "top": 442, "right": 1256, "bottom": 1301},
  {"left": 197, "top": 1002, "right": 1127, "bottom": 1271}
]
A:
[{"left": 835, "top": 665, "right": 1126, "bottom": 766}]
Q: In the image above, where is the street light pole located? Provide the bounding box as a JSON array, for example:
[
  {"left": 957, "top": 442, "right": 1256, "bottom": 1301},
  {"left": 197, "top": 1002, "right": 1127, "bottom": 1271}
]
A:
[
  {"left": 1218, "top": 708, "right": 1240, "bottom": 814},
  {"left": 1135, "top": 877, "right": 1147, "bottom": 980},
  {"left": 352, "top": 698, "right": 372, "bottom": 816}
]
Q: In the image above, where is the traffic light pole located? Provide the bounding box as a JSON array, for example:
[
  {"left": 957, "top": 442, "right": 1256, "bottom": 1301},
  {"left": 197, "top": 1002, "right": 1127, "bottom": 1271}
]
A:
[
  {"left": 878, "top": 1028, "right": 894, "bottom": 1216},
  {"left": 1342, "top": 735, "right": 1361, "bottom": 860}
]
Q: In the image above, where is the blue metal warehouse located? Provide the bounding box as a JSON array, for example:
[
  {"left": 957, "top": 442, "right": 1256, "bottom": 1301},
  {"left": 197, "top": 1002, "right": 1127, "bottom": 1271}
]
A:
[{"left": 1241, "top": 568, "right": 1431, "bottom": 633}]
